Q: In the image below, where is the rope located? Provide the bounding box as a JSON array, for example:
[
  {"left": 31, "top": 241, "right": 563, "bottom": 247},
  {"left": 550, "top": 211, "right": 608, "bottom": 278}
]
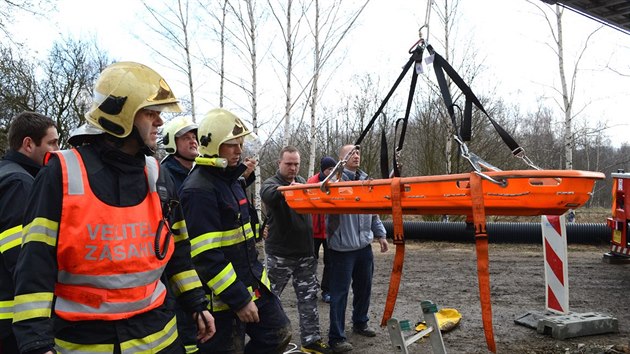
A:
[{"left": 283, "top": 343, "right": 307, "bottom": 354}]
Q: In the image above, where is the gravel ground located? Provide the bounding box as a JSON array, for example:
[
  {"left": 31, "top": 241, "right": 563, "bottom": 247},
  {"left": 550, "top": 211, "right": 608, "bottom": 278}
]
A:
[{"left": 277, "top": 240, "right": 630, "bottom": 353}]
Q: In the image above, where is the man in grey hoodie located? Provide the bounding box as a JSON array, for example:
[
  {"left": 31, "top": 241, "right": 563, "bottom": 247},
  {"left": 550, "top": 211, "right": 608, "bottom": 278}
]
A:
[{"left": 326, "top": 144, "right": 389, "bottom": 353}]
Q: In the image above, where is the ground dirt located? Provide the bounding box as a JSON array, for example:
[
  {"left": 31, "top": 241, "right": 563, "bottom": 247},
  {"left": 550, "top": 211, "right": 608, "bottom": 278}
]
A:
[{"left": 277, "top": 240, "right": 630, "bottom": 354}]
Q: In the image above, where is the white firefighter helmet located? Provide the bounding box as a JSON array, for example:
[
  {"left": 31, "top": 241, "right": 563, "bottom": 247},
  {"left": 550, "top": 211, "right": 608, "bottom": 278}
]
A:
[
  {"left": 161, "top": 116, "right": 198, "bottom": 154},
  {"left": 67, "top": 123, "right": 105, "bottom": 147},
  {"left": 85, "top": 61, "right": 182, "bottom": 138},
  {"left": 197, "top": 108, "right": 251, "bottom": 158}
]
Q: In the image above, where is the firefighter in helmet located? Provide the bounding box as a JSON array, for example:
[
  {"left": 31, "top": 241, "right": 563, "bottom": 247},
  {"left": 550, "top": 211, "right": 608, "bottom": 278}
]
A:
[
  {"left": 160, "top": 116, "right": 201, "bottom": 353},
  {"left": 12, "top": 62, "right": 215, "bottom": 354},
  {"left": 161, "top": 116, "right": 199, "bottom": 191},
  {"left": 180, "top": 108, "right": 291, "bottom": 353}
]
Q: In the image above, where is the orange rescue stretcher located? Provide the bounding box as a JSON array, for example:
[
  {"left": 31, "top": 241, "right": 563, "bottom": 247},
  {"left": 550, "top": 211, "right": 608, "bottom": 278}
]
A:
[
  {"left": 279, "top": 169, "right": 604, "bottom": 353},
  {"left": 279, "top": 169, "right": 604, "bottom": 216}
]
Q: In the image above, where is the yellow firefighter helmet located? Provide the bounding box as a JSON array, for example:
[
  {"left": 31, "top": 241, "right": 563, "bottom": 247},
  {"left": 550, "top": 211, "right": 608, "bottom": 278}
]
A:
[
  {"left": 85, "top": 61, "right": 182, "bottom": 138},
  {"left": 197, "top": 108, "right": 251, "bottom": 158}
]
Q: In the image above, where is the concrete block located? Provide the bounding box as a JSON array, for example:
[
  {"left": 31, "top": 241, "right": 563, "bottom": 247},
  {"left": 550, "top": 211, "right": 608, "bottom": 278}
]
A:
[
  {"left": 514, "top": 311, "right": 554, "bottom": 329},
  {"left": 603, "top": 252, "right": 630, "bottom": 264},
  {"left": 536, "top": 312, "right": 618, "bottom": 340}
]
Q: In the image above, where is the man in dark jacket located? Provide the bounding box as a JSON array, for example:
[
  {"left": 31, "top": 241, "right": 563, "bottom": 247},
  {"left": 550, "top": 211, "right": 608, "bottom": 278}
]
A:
[
  {"left": 0, "top": 111, "right": 58, "bottom": 353},
  {"left": 12, "top": 62, "right": 215, "bottom": 354},
  {"left": 261, "top": 146, "right": 331, "bottom": 354},
  {"left": 160, "top": 116, "right": 201, "bottom": 353},
  {"left": 180, "top": 108, "right": 291, "bottom": 354}
]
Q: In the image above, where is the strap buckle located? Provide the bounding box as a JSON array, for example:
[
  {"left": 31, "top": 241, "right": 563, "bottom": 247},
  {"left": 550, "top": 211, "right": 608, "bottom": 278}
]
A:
[
  {"left": 454, "top": 135, "right": 506, "bottom": 187},
  {"left": 513, "top": 148, "right": 542, "bottom": 170}
]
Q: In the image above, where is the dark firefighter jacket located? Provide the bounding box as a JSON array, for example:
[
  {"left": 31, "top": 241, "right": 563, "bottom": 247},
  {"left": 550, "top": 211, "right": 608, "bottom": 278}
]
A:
[
  {"left": 161, "top": 155, "right": 200, "bottom": 354},
  {"left": 0, "top": 150, "right": 42, "bottom": 341},
  {"left": 161, "top": 154, "right": 190, "bottom": 193},
  {"left": 180, "top": 163, "right": 270, "bottom": 313},
  {"left": 260, "top": 172, "right": 314, "bottom": 258},
  {"left": 12, "top": 141, "right": 207, "bottom": 354}
]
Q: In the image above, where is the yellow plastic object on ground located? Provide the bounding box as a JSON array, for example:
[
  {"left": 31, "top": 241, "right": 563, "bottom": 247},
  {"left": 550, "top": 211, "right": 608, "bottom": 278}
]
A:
[{"left": 415, "top": 308, "right": 462, "bottom": 333}]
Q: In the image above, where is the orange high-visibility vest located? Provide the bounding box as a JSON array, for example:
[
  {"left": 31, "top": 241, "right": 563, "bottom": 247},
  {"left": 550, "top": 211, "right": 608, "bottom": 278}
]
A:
[{"left": 50, "top": 149, "right": 174, "bottom": 321}]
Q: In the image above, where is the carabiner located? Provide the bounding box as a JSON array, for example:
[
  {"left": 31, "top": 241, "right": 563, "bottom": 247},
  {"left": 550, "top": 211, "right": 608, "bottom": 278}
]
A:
[
  {"left": 408, "top": 37, "right": 426, "bottom": 54},
  {"left": 514, "top": 148, "right": 542, "bottom": 170},
  {"left": 474, "top": 171, "right": 507, "bottom": 187}
]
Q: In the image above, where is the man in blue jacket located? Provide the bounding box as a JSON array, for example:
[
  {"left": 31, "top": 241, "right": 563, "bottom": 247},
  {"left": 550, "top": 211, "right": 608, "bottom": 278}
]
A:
[{"left": 326, "top": 144, "right": 389, "bottom": 353}]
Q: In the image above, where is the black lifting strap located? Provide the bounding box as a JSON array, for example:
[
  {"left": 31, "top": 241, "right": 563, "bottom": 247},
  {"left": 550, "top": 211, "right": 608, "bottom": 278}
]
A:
[
  {"left": 427, "top": 45, "right": 524, "bottom": 156},
  {"left": 355, "top": 43, "right": 425, "bottom": 178},
  {"left": 392, "top": 47, "right": 423, "bottom": 177},
  {"left": 380, "top": 121, "right": 390, "bottom": 179}
]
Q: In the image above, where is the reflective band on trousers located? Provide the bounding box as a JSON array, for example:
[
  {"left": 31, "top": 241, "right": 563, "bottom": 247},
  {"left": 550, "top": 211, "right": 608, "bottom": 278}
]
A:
[
  {"left": 55, "top": 338, "right": 115, "bottom": 354},
  {"left": 54, "top": 316, "right": 178, "bottom": 354},
  {"left": 120, "top": 316, "right": 178, "bottom": 354}
]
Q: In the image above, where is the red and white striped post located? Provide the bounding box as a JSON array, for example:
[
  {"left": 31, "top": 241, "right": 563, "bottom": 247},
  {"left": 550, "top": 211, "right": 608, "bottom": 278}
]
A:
[{"left": 541, "top": 214, "right": 569, "bottom": 314}]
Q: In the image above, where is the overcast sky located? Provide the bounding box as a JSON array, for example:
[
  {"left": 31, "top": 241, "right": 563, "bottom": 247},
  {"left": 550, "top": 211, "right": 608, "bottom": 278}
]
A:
[{"left": 8, "top": 0, "right": 630, "bottom": 148}]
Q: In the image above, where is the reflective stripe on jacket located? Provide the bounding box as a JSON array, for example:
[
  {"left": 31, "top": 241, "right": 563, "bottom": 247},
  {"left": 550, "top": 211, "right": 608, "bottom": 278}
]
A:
[{"left": 51, "top": 149, "right": 173, "bottom": 321}]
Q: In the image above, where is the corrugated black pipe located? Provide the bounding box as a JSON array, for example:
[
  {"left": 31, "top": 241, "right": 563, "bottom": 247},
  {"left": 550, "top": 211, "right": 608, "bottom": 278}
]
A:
[{"left": 382, "top": 221, "right": 610, "bottom": 244}]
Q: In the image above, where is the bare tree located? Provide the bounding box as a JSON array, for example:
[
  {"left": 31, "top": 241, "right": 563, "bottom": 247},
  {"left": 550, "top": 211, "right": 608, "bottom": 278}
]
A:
[
  {"left": 202, "top": 0, "right": 267, "bottom": 220},
  {"left": 267, "top": 0, "right": 309, "bottom": 147},
  {"left": 0, "top": 45, "right": 38, "bottom": 154},
  {"left": 529, "top": 1, "right": 602, "bottom": 170},
  {"left": 218, "top": 0, "right": 229, "bottom": 107},
  {"left": 0, "top": 37, "right": 109, "bottom": 151},
  {"left": 140, "top": 0, "right": 199, "bottom": 120},
  {"left": 0, "top": 0, "right": 53, "bottom": 44},
  {"left": 420, "top": 0, "right": 490, "bottom": 174},
  {"left": 39, "top": 37, "right": 110, "bottom": 146},
  {"left": 304, "top": 0, "right": 369, "bottom": 175},
  {"left": 196, "top": 0, "right": 231, "bottom": 107},
  {"left": 308, "top": 0, "right": 321, "bottom": 175}
]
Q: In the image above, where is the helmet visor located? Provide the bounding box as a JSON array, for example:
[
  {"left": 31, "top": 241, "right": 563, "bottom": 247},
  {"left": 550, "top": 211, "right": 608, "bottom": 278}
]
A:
[
  {"left": 144, "top": 102, "right": 183, "bottom": 113},
  {"left": 242, "top": 132, "right": 261, "bottom": 157},
  {"left": 175, "top": 123, "right": 198, "bottom": 137}
]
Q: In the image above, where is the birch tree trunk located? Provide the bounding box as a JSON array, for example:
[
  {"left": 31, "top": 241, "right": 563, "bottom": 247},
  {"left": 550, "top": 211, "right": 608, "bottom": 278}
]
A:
[
  {"left": 308, "top": 0, "right": 320, "bottom": 176},
  {"left": 283, "top": 0, "right": 293, "bottom": 147},
  {"left": 556, "top": 5, "right": 573, "bottom": 170}
]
